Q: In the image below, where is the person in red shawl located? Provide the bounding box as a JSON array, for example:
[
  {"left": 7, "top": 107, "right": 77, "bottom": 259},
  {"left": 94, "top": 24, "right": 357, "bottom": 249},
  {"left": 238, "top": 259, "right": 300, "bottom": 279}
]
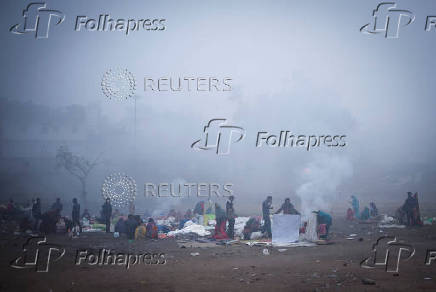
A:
[{"left": 213, "top": 203, "right": 228, "bottom": 240}]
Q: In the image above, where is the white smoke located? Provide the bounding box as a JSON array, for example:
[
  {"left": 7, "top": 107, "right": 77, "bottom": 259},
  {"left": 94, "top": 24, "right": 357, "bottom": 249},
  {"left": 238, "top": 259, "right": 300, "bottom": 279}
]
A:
[{"left": 296, "top": 154, "right": 353, "bottom": 218}]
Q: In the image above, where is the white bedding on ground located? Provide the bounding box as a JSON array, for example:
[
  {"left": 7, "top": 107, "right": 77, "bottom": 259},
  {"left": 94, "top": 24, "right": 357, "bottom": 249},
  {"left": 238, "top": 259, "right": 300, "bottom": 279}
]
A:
[{"left": 167, "top": 222, "right": 211, "bottom": 237}]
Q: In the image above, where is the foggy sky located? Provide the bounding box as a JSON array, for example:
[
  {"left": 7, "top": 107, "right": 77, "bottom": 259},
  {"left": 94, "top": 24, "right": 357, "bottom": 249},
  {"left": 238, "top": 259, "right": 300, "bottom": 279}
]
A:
[{"left": 1, "top": 0, "right": 435, "bottom": 216}]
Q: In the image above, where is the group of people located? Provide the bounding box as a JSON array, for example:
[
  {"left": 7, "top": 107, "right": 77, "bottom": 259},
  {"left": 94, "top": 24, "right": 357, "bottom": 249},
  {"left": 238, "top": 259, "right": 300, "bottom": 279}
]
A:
[
  {"left": 213, "top": 195, "right": 237, "bottom": 239},
  {"left": 30, "top": 197, "right": 95, "bottom": 235},
  {"left": 114, "top": 215, "right": 158, "bottom": 240},
  {"left": 346, "top": 193, "right": 423, "bottom": 227},
  {"left": 346, "top": 195, "right": 378, "bottom": 221},
  {"left": 1, "top": 196, "right": 111, "bottom": 236}
]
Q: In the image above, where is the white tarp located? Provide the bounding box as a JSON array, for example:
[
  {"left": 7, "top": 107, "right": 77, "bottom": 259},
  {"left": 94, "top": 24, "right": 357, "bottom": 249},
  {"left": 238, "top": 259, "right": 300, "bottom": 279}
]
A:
[
  {"left": 300, "top": 212, "right": 318, "bottom": 242},
  {"left": 272, "top": 214, "right": 300, "bottom": 245}
]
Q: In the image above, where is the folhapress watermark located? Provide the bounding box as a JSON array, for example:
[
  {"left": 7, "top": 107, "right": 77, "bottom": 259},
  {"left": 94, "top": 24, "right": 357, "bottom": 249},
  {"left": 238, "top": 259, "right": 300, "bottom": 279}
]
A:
[
  {"left": 360, "top": 236, "right": 415, "bottom": 273},
  {"left": 76, "top": 249, "right": 166, "bottom": 270},
  {"left": 191, "top": 119, "right": 347, "bottom": 155},
  {"left": 10, "top": 2, "right": 165, "bottom": 39},
  {"left": 10, "top": 237, "right": 166, "bottom": 272},
  {"left": 360, "top": 236, "right": 436, "bottom": 274},
  {"left": 256, "top": 131, "right": 346, "bottom": 151},
  {"left": 361, "top": 2, "right": 414, "bottom": 39},
  {"left": 10, "top": 237, "right": 65, "bottom": 272},
  {"left": 75, "top": 15, "right": 165, "bottom": 35},
  {"left": 10, "top": 3, "right": 65, "bottom": 39},
  {"left": 145, "top": 183, "right": 233, "bottom": 198},
  {"left": 361, "top": 2, "right": 436, "bottom": 38},
  {"left": 191, "top": 119, "right": 245, "bottom": 155}
]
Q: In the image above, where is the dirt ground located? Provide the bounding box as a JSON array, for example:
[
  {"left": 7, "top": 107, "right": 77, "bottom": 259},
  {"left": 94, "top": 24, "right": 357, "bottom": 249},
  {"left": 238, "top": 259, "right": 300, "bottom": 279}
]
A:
[{"left": 1, "top": 217, "right": 436, "bottom": 292}]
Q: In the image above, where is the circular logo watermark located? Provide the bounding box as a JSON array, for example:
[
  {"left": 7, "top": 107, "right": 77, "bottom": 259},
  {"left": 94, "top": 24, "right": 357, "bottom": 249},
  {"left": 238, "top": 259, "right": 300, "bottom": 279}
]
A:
[
  {"left": 101, "top": 173, "right": 136, "bottom": 207},
  {"left": 101, "top": 68, "right": 136, "bottom": 100}
]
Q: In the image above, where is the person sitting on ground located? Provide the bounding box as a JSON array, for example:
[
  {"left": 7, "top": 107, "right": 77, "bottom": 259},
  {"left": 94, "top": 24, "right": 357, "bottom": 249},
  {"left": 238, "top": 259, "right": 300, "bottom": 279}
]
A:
[
  {"left": 135, "top": 221, "right": 147, "bottom": 240},
  {"left": 275, "top": 198, "right": 300, "bottom": 215},
  {"left": 243, "top": 217, "right": 261, "bottom": 240},
  {"left": 126, "top": 215, "right": 139, "bottom": 240},
  {"left": 146, "top": 218, "right": 158, "bottom": 239},
  {"left": 369, "top": 202, "right": 378, "bottom": 217},
  {"left": 115, "top": 217, "right": 127, "bottom": 234},
  {"left": 360, "top": 206, "right": 370, "bottom": 220}
]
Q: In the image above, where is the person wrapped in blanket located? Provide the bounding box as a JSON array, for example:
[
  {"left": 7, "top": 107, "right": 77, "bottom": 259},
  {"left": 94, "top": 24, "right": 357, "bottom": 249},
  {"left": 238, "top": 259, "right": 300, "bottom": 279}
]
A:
[
  {"left": 214, "top": 203, "right": 228, "bottom": 239},
  {"left": 135, "top": 221, "right": 147, "bottom": 240}
]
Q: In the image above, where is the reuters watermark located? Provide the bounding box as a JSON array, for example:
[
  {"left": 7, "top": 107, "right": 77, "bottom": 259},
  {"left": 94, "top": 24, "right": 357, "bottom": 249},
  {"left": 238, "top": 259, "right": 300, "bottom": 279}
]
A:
[
  {"left": 144, "top": 77, "right": 232, "bottom": 92},
  {"left": 144, "top": 183, "right": 233, "bottom": 198}
]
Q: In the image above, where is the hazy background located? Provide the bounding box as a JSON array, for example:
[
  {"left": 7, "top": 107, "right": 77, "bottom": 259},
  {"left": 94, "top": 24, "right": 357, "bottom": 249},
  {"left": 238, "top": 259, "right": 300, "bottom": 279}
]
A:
[{"left": 1, "top": 0, "right": 435, "bottom": 217}]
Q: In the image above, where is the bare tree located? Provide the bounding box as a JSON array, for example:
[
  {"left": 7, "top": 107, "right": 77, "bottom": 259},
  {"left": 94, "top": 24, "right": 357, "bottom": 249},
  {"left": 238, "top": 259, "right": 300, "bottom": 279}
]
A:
[{"left": 56, "top": 145, "right": 100, "bottom": 207}]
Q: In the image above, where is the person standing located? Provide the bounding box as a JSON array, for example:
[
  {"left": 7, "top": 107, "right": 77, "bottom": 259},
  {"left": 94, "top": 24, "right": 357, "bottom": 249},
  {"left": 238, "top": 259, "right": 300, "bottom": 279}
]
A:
[
  {"left": 275, "top": 198, "right": 300, "bottom": 215},
  {"left": 226, "top": 196, "right": 236, "bottom": 239},
  {"left": 402, "top": 192, "right": 415, "bottom": 226},
  {"left": 72, "top": 198, "right": 81, "bottom": 235},
  {"left": 213, "top": 203, "right": 228, "bottom": 239},
  {"left": 102, "top": 198, "right": 112, "bottom": 233},
  {"left": 32, "top": 198, "right": 41, "bottom": 232},
  {"left": 412, "top": 192, "right": 423, "bottom": 226},
  {"left": 262, "top": 196, "right": 273, "bottom": 238}
]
